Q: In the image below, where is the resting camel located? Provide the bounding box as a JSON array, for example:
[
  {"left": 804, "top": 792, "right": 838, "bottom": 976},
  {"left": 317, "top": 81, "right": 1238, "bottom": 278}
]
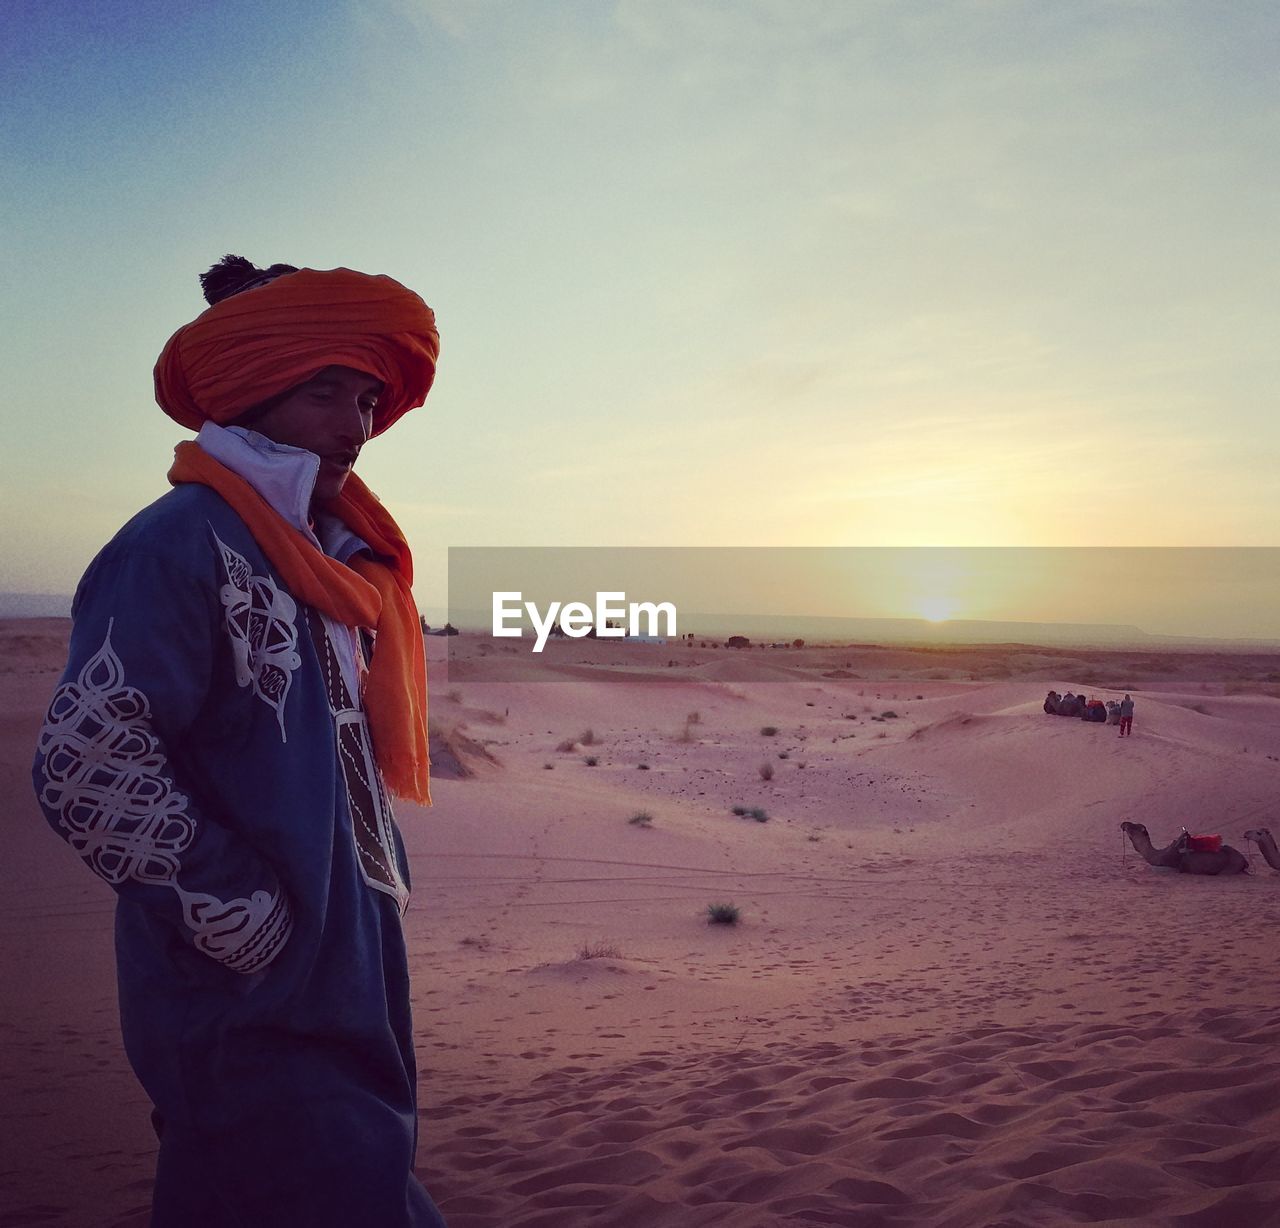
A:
[
  {"left": 1120, "top": 821, "right": 1249, "bottom": 876},
  {"left": 1243, "top": 828, "right": 1280, "bottom": 871},
  {"left": 1120, "top": 821, "right": 1181, "bottom": 868}
]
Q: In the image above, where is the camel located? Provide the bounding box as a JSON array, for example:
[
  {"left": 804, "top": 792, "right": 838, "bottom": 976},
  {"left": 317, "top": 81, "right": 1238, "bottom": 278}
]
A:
[
  {"left": 1120, "top": 821, "right": 1249, "bottom": 876},
  {"left": 1120, "top": 821, "right": 1183, "bottom": 868},
  {"left": 1243, "top": 828, "right": 1280, "bottom": 871}
]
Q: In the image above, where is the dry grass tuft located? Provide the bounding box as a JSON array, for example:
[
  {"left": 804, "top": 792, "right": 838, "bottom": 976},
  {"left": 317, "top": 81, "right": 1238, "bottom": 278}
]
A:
[{"left": 706, "top": 903, "right": 740, "bottom": 925}]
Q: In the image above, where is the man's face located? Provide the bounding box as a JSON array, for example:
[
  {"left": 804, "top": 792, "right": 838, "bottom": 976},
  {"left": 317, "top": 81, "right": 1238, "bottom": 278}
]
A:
[{"left": 248, "top": 365, "right": 383, "bottom": 505}]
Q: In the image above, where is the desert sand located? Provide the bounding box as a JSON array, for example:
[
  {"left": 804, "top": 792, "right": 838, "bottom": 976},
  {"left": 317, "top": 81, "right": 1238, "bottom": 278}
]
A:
[{"left": 5, "top": 620, "right": 1280, "bottom": 1226}]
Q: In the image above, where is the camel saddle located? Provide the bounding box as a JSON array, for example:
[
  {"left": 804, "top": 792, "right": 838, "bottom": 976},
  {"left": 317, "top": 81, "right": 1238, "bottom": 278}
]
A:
[{"left": 1183, "top": 833, "right": 1223, "bottom": 853}]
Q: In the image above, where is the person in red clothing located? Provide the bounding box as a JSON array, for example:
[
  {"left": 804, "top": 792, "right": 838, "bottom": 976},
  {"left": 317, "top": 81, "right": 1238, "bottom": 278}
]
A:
[{"left": 1119, "top": 693, "right": 1135, "bottom": 736}]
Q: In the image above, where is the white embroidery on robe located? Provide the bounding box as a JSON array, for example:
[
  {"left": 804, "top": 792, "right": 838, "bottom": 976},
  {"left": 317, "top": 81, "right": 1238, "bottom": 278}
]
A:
[
  {"left": 307, "top": 611, "right": 410, "bottom": 913},
  {"left": 213, "top": 531, "right": 300, "bottom": 741},
  {"left": 37, "top": 623, "right": 292, "bottom": 973},
  {"left": 176, "top": 885, "right": 291, "bottom": 970}
]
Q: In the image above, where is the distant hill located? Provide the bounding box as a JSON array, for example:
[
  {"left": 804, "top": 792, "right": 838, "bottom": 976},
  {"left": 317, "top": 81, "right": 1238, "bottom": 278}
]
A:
[
  {"left": 675, "top": 612, "right": 1279, "bottom": 650},
  {"left": 15, "top": 589, "right": 1266, "bottom": 651},
  {"left": 446, "top": 605, "right": 1280, "bottom": 651},
  {"left": 0, "top": 593, "right": 73, "bottom": 618},
  {"left": 676, "top": 612, "right": 1280, "bottom": 651}
]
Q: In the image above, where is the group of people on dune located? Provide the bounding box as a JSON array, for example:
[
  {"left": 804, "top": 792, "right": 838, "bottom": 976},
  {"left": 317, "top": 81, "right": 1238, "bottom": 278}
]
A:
[{"left": 1044, "top": 690, "right": 1135, "bottom": 735}]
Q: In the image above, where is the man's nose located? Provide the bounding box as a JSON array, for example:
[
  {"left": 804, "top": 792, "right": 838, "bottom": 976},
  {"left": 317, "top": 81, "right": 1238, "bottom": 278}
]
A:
[{"left": 336, "top": 398, "right": 373, "bottom": 444}]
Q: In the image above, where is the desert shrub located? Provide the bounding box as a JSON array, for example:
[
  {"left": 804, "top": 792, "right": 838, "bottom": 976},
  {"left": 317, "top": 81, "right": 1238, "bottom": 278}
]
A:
[
  {"left": 778, "top": 751, "right": 789, "bottom": 760},
  {"left": 881, "top": 711, "right": 898, "bottom": 719},
  {"left": 577, "top": 941, "right": 622, "bottom": 960},
  {"left": 584, "top": 756, "right": 599, "bottom": 767},
  {"left": 749, "top": 807, "right": 768, "bottom": 821},
  {"left": 731, "top": 805, "right": 748, "bottom": 815},
  {"left": 637, "top": 763, "right": 650, "bottom": 770},
  {"left": 579, "top": 728, "right": 597, "bottom": 746},
  {"left": 758, "top": 761, "right": 775, "bottom": 781},
  {"left": 543, "top": 762, "right": 554, "bottom": 770},
  {"left": 760, "top": 726, "right": 779, "bottom": 737},
  {"left": 687, "top": 710, "right": 702, "bottom": 725},
  {"left": 555, "top": 738, "right": 578, "bottom": 753},
  {"left": 628, "top": 812, "right": 654, "bottom": 828},
  {"left": 706, "top": 902, "right": 740, "bottom": 925}
]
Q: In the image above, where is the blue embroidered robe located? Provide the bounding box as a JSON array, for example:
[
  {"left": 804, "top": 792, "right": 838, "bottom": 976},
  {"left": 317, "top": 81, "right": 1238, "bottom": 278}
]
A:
[{"left": 32, "top": 429, "right": 445, "bottom": 1227}]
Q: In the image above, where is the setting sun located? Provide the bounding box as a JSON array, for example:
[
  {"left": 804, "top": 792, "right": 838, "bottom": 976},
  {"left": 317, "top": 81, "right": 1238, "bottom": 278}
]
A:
[{"left": 917, "top": 597, "right": 959, "bottom": 622}]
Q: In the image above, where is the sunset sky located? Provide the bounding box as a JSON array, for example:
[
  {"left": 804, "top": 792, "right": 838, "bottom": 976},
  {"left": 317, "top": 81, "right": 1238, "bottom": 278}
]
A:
[{"left": 4, "top": 1, "right": 1277, "bottom": 629}]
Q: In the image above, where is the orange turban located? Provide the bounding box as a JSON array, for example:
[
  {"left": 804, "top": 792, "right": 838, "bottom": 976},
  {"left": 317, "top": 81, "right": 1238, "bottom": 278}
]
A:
[{"left": 154, "top": 266, "right": 439, "bottom": 437}]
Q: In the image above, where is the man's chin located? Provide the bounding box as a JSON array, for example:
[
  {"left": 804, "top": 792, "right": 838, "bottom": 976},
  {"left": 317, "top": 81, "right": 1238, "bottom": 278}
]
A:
[{"left": 312, "top": 479, "right": 349, "bottom": 508}]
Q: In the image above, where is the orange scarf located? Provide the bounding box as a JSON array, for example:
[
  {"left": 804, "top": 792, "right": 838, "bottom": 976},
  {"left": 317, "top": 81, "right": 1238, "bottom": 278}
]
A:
[{"left": 169, "top": 442, "right": 431, "bottom": 805}]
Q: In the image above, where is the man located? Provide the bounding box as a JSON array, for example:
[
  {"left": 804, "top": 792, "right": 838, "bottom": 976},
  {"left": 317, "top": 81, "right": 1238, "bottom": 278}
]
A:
[
  {"left": 32, "top": 256, "right": 447, "bottom": 1226},
  {"left": 1119, "top": 693, "right": 1135, "bottom": 737}
]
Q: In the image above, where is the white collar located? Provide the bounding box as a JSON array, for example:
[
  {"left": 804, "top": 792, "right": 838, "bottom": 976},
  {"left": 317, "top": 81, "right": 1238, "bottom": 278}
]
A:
[
  {"left": 195, "top": 423, "right": 370, "bottom": 563},
  {"left": 196, "top": 422, "right": 318, "bottom": 533}
]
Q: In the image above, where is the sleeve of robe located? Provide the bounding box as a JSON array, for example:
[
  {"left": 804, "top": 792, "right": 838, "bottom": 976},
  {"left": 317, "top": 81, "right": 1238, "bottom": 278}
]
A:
[{"left": 31, "top": 545, "right": 294, "bottom": 975}]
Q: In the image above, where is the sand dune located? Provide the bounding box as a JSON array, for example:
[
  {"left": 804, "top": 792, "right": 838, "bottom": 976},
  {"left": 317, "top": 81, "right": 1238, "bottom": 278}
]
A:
[
  {"left": 5, "top": 625, "right": 1280, "bottom": 1225},
  {"left": 425, "top": 1008, "right": 1280, "bottom": 1227}
]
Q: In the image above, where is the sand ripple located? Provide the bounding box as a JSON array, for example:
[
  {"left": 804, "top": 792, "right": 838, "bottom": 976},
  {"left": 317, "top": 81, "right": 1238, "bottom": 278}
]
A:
[{"left": 424, "top": 1006, "right": 1280, "bottom": 1227}]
